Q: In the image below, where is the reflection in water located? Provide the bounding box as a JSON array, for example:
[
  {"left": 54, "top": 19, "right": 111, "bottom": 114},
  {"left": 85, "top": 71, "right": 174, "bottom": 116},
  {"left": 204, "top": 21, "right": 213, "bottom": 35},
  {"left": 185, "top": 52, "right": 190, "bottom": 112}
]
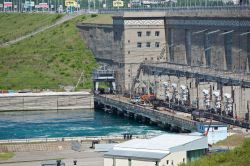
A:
[{"left": 0, "top": 109, "right": 165, "bottom": 140}]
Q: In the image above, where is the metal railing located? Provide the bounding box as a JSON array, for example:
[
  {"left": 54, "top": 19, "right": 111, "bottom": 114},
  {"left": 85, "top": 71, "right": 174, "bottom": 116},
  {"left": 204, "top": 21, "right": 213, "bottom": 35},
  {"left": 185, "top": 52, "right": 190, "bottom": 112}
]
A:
[{"left": 99, "top": 5, "right": 250, "bottom": 14}]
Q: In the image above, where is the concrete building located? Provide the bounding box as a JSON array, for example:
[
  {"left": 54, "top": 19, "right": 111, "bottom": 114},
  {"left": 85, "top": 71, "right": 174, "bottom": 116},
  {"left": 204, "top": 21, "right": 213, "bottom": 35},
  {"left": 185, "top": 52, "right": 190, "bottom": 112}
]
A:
[{"left": 104, "top": 134, "right": 208, "bottom": 166}]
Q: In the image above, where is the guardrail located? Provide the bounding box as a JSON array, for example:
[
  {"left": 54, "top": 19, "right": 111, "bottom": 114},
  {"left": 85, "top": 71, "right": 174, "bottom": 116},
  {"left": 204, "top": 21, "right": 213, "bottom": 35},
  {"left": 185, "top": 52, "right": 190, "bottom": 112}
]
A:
[{"left": 99, "top": 5, "right": 250, "bottom": 14}]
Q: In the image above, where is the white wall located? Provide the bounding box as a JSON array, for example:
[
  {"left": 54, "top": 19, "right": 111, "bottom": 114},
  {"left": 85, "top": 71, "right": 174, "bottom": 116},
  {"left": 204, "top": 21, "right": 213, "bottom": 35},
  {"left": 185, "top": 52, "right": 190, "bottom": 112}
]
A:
[
  {"left": 160, "top": 151, "right": 186, "bottom": 166},
  {"left": 104, "top": 151, "right": 187, "bottom": 166}
]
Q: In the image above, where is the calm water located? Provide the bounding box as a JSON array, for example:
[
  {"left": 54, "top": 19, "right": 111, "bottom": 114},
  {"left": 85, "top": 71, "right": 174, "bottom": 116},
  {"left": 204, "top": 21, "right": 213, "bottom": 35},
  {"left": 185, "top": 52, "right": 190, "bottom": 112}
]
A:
[{"left": 0, "top": 109, "right": 165, "bottom": 140}]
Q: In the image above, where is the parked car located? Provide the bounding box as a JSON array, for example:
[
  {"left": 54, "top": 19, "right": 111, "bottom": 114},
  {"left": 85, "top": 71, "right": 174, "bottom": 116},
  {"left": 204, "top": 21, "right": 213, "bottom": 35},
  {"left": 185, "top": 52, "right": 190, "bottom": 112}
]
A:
[{"left": 130, "top": 96, "right": 141, "bottom": 104}]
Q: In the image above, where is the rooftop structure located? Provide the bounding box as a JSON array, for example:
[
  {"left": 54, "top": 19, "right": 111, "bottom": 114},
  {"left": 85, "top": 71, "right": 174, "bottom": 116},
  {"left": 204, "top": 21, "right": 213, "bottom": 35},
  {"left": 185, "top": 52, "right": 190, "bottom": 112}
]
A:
[{"left": 104, "top": 133, "right": 208, "bottom": 166}]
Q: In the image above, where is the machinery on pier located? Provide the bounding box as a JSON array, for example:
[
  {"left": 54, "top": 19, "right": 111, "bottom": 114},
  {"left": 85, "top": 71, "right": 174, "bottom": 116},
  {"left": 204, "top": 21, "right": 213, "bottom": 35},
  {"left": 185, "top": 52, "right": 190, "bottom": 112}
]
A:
[
  {"left": 212, "top": 91, "right": 221, "bottom": 114},
  {"left": 202, "top": 89, "right": 211, "bottom": 109}
]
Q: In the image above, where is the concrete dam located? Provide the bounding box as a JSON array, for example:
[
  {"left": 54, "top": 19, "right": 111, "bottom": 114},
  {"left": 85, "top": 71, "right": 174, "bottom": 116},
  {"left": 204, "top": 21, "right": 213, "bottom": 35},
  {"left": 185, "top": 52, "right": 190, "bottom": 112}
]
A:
[{"left": 78, "top": 8, "right": 250, "bottom": 126}]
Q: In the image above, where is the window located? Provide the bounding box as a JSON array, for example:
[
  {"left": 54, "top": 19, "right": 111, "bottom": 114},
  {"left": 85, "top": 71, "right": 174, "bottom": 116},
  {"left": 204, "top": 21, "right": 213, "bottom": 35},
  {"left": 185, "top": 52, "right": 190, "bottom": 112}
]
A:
[
  {"left": 155, "top": 42, "right": 160, "bottom": 48},
  {"left": 183, "top": 158, "right": 185, "bottom": 163},
  {"left": 166, "top": 160, "right": 169, "bottom": 165},
  {"left": 214, "top": 126, "right": 218, "bottom": 130},
  {"left": 128, "top": 159, "right": 131, "bottom": 166},
  {"left": 151, "top": 57, "right": 153, "bottom": 60},
  {"left": 128, "top": 40, "right": 130, "bottom": 43},
  {"left": 146, "top": 42, "right": 151, "bottom": 48},
  {"left": 145, "top": 58, "right": 147, "bottom": 60},
  {"left": 137, "top": 31, "right": 142, "bottom": 37},
  {"left": 155, "top": 31, "right": 160, "bottom": 36},
  {"left": 128, "top": 51, "right": 130, "bottom": 54},
  {"left": 146, "top": 31, "right": 151, "bottom": 36},
  {"left": 137, "top": 42, "right": 142, "bottom": 48}
]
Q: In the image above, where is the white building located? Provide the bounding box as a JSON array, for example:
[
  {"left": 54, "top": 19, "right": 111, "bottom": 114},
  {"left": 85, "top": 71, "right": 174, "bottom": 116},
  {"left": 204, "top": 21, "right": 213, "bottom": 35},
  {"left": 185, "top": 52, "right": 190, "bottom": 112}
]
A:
[{"left": 104, "top": 134, "right": 208, "bottom": 166}]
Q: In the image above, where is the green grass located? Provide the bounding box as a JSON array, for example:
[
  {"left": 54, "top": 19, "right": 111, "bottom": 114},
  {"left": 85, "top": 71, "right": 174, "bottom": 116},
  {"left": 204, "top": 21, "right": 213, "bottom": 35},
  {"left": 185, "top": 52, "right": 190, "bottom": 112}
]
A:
[
  {"left": 81, "top": 14, "right": 113, "bottom": 24},
  {"left": 0, "top": 152, "right": 15, "bottom": 160},
  {"left": 214, "top": 134, "right": 245, "bottom": 147},
  {"left": 181, "top": 138, "right": 250, "bottom": 166},
  {"left": 0, "top": 14, "right": 97, "bottom": 90},
  {"left": 0, "top": 13, "right": 63, "bottom": 44}
]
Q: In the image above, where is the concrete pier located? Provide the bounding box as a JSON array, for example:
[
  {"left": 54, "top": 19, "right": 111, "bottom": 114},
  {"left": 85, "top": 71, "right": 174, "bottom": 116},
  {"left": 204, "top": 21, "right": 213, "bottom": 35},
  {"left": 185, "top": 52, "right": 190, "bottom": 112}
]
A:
[{"left": 94, "top": 95, "right": 197, "bottom": 132}]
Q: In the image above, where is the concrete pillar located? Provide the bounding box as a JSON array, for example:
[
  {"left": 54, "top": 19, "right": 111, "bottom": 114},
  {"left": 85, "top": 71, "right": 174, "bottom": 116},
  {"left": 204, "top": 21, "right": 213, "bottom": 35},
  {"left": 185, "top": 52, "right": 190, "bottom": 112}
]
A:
[
  {"left": 224, "top": 33, "right": 233, "bottom": 70},
  {"left": 168, "top": 28, "right": 174, "bottom": 62},
  {"left": 247, "top": 34, "right": 250, "bottom": 72},
  {"left": 94, "top": 81, "right": 99, "bottom": 91},
  {"left": 185, "top": 29, "right": 192, "bottom": 66},
  {"left": 204, "top": 32, "right": 211, "bottom": 67},
  {"left": 112, "top": 82, "right": 116, "bottom": 91}
]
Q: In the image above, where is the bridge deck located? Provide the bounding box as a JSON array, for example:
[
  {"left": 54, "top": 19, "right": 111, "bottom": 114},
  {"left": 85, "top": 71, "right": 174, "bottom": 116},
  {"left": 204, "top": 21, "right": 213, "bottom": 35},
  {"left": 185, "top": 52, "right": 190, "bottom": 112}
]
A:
[{"left": 94, "top": 95, "right": 197, "bottom": 132}]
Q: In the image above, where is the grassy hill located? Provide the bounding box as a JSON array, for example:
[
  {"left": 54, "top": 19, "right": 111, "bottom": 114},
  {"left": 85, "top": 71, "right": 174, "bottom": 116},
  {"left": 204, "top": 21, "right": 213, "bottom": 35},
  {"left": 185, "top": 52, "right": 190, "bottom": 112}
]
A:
[
  {"left": 0, "top": 13, "right": 63, "bottom": 44},
  {"left": 181, "top": 137, "right": 250, "bottom": 166},
  {"left": 0, "top": 14, "right": 105, "bottom": 90}
]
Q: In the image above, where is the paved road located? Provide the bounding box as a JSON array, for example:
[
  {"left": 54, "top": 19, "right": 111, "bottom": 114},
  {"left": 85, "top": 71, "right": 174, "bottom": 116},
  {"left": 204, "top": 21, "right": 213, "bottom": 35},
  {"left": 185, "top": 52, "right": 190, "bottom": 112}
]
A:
[{"left": 0, "top": 150, "right": 104, "bottom": 166}]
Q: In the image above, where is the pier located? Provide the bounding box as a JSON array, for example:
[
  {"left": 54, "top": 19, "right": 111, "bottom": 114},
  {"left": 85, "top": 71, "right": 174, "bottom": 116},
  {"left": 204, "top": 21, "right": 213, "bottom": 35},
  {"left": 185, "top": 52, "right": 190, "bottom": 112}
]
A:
[{"left": 94, "top": 95, "right": 197, "bottom": 132}]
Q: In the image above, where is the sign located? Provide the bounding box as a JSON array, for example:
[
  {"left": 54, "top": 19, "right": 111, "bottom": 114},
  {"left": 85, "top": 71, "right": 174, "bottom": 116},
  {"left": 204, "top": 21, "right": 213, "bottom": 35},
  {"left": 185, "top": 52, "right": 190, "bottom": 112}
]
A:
[
  {"left": 4, "top": 2, "right": 12, "bottom": 7},
  {"left": 14, "top": 5, "right": 17, "bottom": 8},
  {"left": 24, "top": 1, "right": 35, "bottom": 8},
  {"left": 0, "top": 4, "right": 3, "bottom": 8},
  {"left": 113, "top": 0, "right": 124, "bottom": 7},
  {"left": 36, "top": 3, "right": 48, "bottom": 8},
  {"left": 65, "top": 0, "right": 77, "bottom": 7}
]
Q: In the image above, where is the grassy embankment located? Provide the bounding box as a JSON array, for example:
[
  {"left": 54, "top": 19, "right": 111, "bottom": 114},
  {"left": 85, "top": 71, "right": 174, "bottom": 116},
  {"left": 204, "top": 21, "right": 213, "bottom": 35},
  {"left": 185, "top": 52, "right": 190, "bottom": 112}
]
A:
[
  {"left": 0, "top": 13, "right": 63, "bottom": 44},
  {"left": 0, "top": 152, "right": 15, "bottom": 160},
  {"left": 0, "top": 14, "right": 113, "bottom": 90},
  {"left": 181, "top": 137, "right": 250, "bottom": 166}
]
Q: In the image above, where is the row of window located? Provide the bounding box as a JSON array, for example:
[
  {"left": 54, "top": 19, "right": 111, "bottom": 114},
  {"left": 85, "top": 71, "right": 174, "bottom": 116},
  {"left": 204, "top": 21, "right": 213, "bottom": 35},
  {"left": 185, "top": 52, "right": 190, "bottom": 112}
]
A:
[
  {"left": 137, "top": 31, "right": 160, "bottom": 37},
  {"left": 137, "top": 42, "right": 160, "bottom": 48}
]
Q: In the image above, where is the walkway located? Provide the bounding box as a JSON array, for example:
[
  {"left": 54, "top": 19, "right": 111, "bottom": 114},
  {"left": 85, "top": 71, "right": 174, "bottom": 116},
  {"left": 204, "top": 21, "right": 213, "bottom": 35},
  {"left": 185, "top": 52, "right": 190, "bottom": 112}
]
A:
[{"left": 0, "top": 14, "right": 80, "bottom": 47}]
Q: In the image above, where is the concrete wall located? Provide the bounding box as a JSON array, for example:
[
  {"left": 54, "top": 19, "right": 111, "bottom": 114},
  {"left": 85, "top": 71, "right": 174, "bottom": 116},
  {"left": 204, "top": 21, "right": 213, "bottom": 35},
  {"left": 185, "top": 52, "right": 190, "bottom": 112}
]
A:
[
  {"left": 0, "top": 92, "right": 94, "bottom": 111},
  {"left": 77, "top": 23, "right": 123, "bottom": 64},
  {"left": 139, "top": 73, "right": 250, "bottom": 120}
]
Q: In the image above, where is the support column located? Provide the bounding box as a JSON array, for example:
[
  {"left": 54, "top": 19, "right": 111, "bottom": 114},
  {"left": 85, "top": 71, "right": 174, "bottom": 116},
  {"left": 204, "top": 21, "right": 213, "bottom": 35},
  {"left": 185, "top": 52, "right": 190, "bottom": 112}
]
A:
[
  {"left": 185, "top": 29, "right": 192, "bottom": 66},
  {"left": 94, "top": 82, "right": 99, "bottom": 91},
  {"left": 168, "top": 28, "right": 174, "bottom": 62},
  {"left": 224, "top": 33, "right": 233, "bottom": 70},
  {"left": 247, "top": 34, "right": 250, "bottom": 72},
  {"left": 204, "top": 32, "right": 211, "bottom": 67},
  {"left": 112, "top": 82, "right": 116, "bottom": 91}
]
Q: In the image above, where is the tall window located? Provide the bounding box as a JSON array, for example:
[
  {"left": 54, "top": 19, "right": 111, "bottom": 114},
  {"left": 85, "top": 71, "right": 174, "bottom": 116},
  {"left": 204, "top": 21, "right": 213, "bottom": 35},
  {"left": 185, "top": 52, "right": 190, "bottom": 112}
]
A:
[
  {"left": 146, "top": 42, "right": 151, "bottom": 48},
  {"left": 128, "top": 159, "right": 131, "bottom": 166},
  {"left": 137, "top": 31, "right": 142, "bottom": 37},
  {"left": 155, "top": 31, "right": 160, "bottom": 36},
  {"left": 137, "top": 42, "right": 142, "bottom": 48},
  {"left": 155, "top": 42, "right": 160, "bottom": 48},
  {"left": 146, "top": 31, "right": 151, "bottom": 36}
]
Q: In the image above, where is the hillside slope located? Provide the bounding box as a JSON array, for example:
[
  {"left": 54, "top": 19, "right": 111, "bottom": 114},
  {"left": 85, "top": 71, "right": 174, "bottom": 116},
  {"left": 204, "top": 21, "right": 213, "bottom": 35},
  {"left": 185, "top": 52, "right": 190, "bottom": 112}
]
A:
[
  {"left": 0, "top": 13, "right": 63, "bottom": 44},
  {"left": 181, "top": 138, "right": 250, "bottom": 166},
  {"left": 0, "top": 15, "right": 99, "bottom": 90}
]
